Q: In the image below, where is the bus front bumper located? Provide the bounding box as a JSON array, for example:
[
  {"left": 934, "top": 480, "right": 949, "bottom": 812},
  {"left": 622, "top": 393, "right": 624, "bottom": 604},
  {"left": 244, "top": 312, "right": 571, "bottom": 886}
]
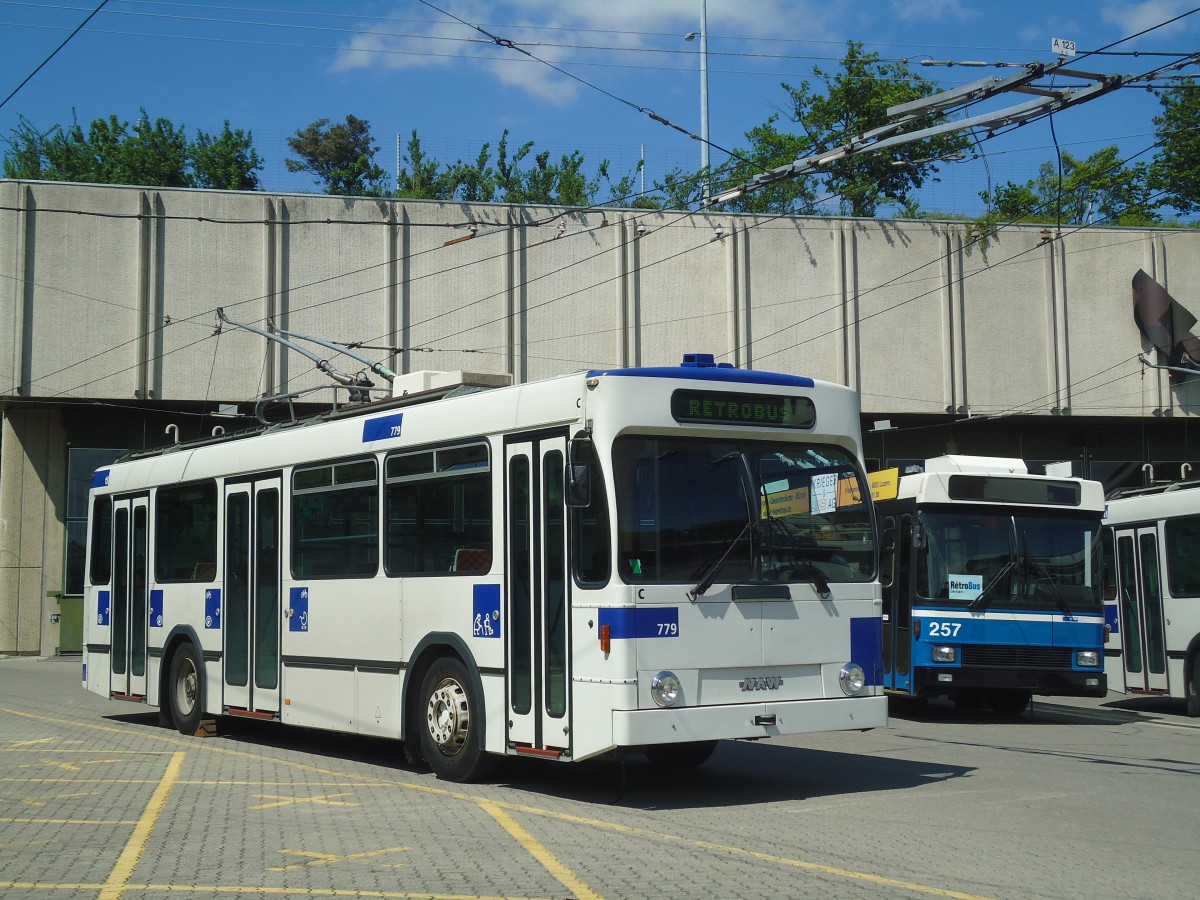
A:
[
  {"left": 913, "top": 667, "right": 1107, "bottom": 697},
  {"left": 612, "top": 694, "right": 888, "bottom": 747}
]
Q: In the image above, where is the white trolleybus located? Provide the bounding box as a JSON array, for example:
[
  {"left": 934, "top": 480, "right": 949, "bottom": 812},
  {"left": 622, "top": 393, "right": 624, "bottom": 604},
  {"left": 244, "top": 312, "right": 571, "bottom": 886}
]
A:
[
  {"left": 83, "top": 352, "right": 886, "bottom": 781},
  {"left": 874, "top": 456, "right": 1107, "bottom": 715},
  {"left": 1102, "top": 477, "right": 1200, "bottom": 716}
]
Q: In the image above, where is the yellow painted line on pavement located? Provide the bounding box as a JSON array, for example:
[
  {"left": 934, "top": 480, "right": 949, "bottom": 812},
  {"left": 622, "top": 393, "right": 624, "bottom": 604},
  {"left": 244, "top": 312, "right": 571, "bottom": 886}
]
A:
[
  {"left": 97, "top": 750, "right": 185, "bottom": 900},
  {"left": 268, "top": 845, "right": 411, "bottom": 871},
  {"left": 250, "top": 791, "right": 357, "bottom": 810},
  {"left": 0, "top": 817, "right": 138, "bottom": 824},
  {"left": 2, "top": 705, "right": 996, "bottom": 900},
  {"left": 489, "top": 799, "right": 997, "bottom": 900},
  {"left": 0, "top": 882, "right": 547, "bottom": 898},
  {"left": 477, "top": 799, "right": 602, "bottom": 900}
]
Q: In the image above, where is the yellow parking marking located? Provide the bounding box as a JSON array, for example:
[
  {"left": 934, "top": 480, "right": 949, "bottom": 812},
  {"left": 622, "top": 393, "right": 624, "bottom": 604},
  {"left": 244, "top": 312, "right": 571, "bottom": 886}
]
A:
[
  {"left": 477, "top": 799, "right": 601, "bottom": 900},
  {"left": 4, "top": 737, "right": 58, "bottom": 748},
  {"left": 268, "top": 846, "right": 411, "bottom": 871},
  {"left": 18, "top": 758, "right": 124, "bottom": 771},
  {"left": 17, "top": 791, "right": 100, "bottom": 807},
  {"left": 2, "top": 705, "right": 996, "bottom": 900},
  {"left": 97, "top": 750, "right": 185, "bottom": 900},
  {"left": 0, "top": 883, "right": 546, "bottom": 898},
  {"left": 250, "top": 791, "right": 357, "bottom": 810},
  {"left": 0, "top": 817, "right": 138, "bottom": 824},
  {"left": 492, "top": 800, "right": 997, "bottom": 900}
]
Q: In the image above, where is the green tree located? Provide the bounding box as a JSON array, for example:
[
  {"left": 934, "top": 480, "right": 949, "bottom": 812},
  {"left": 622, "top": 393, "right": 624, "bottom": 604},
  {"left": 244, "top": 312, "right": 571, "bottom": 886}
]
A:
[
  {"left": 190, "top": 122, "right": 264, "bottom": 191},
  {"left": 1150, "top": 80, "right": 1200, "bottom": 214},
  {"left": 980, "top": 146, "right": 1157, "bottom": 226},
  {"left": 768, "top": 41, "right": 971, "bottom": 217},
  {"left": 396, "top": 130, "right": 460, "bottom": 200},
  {"left": 285, "top": 115, "right": 389, "bottom": 196},
  {"left": 2, "top": 110, "right": 188, "bottom": 185},
  {"left": 2, "top": 110, "right": 263, "bottom": 190},
  {"left": 694, "top": 42, "right": 969, "bottom": 217}
]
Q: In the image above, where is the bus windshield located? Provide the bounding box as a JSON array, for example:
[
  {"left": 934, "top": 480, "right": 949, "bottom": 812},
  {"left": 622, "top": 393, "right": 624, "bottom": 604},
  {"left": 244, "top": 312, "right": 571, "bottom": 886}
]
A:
[
  {"left": 613, "top": 436, "right": 874, "bottom": 586},
  {"left": 916, "top": 509, "right": 1102, "bottom": 612}
]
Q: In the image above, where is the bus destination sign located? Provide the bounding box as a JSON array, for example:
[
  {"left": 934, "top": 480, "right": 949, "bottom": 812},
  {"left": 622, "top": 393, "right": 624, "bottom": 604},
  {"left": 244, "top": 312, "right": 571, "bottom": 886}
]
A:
[{"left": 671, "top": 389, "right": 815, "bottom": 429}]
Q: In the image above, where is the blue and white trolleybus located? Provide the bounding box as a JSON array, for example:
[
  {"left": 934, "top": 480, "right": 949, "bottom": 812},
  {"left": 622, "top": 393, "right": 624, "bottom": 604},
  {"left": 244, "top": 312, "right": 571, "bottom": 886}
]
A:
[
  {"left": 82, "top": 354, "right": 887, "bottom": 780},
  {"left": 875, "top": 456, "right": 1106, "bottom": 715}
]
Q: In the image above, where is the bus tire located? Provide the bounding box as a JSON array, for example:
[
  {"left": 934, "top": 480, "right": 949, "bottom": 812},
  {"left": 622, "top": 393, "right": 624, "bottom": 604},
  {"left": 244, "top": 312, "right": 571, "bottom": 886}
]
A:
[
  {"left": 168, "top": 642, "right": 204, "bottom": 736},
  {"left": 418, "top": 658, "right": 492, "bottom": 782},
  {"left": 1187, "top": 652, "right": 1200, "bottom": 718},
  {"left": 645, "top": 740, "right": 719, "bottom": 769},
  {"left": 988, "top": 689, "right": 1031, "bottom": 717}
]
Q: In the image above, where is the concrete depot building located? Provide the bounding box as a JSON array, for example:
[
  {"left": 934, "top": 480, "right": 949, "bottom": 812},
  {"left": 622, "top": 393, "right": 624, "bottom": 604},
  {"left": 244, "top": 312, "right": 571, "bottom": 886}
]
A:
[{"left": 3, "top": 179, "right": 1199, "bottom": 657}]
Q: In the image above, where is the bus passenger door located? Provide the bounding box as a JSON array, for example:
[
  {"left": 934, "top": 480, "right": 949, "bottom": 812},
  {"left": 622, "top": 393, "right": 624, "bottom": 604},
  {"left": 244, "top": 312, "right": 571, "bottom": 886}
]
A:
[
  {"left": 110, "top": 496, "right": 149, "bottom": 699},
  {"left": 1113, "top": 527, "right": 1169, "bottom": 693},
  {"left": 505, "top": 433, "right": 571, "bottom": 757},
  {"left": 884, "top": 514, "right": 914, "bottom": 693},
  {"left": 223, "top": 477, "right": 283, "bottom": 716}
]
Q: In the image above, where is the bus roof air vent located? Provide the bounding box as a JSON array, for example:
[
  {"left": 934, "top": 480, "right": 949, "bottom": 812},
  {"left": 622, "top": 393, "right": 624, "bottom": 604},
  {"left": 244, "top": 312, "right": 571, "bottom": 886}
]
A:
[
  {"left": 924, "top": 455, "right": 1028, "bottom": 475},
  {"left": 680, "top": 353, "right": 734, "bottom": 368},
  {"left": 390, "top": 370, "right": 512, "bottom": 399}
]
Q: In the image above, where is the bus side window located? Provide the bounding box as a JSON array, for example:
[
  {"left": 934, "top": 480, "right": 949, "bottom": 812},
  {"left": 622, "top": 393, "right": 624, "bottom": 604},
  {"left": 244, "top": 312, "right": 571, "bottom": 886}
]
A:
[
  {"left": 155, "top": 482, "right": 218, "bottom": 583},
  {"left": 384, "top": 443, "right": 492, "bottom": 576},
  {"left": 89, "top": 495, "right": 113, "bottom": 585},
  {"left": 879, "top": 516, "right": 897, "bottom": 589},
  {"left": 572, "top": 439, "right": 610, "bottom": 587}
]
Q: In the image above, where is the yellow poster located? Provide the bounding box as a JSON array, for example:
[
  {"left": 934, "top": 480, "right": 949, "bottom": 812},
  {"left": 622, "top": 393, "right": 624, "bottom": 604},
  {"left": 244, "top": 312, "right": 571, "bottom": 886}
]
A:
[{"left": 867, "top": 468, "right": 900, "bottom": 501}]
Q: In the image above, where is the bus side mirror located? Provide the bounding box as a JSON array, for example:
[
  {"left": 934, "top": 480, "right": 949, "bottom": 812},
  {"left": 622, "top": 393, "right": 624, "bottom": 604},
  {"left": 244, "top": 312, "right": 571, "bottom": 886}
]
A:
[
  {"left": 911, "top": 523, "right": 926, "bottom": 549},
  {"left": 566, "top": 464, "right": 591, "bottom": 507}
]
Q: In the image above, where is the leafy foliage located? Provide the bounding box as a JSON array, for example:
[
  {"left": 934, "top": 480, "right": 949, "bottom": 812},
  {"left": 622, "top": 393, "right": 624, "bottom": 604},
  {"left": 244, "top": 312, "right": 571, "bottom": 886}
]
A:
[
  {"left": 2, "top": 110, "right": 263, "bottom": 189},
  {"left": 190, "top": 122, "right": 264, "bottom": 190},
  {"left": 1150, "top": 81, "right": 1200, "bottom": 214},
  {"left": 722, "top": 41, "right": 972, "bottom": 217},
  {"left": 285, "top": 115, "right": 389, "bottom": 196},
  {"left": 395, "top": 128, "right": 641, "bottom": 207},
  {"left": 979, "top": 147, "right": 1157, "bottom": 226}
]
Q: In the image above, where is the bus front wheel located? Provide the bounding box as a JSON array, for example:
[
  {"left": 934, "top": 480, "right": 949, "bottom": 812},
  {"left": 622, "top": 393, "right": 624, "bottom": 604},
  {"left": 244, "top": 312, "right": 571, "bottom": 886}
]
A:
[
  {"left": 988, "top": 689, "right": 1031, "bottom": 717},
  {"left": 418, "top": 658, "right": 492, "bottom": 782},
  {"left": 168, "top": 642, "right": 204, "bottom": 735},
  {"left": 645, "top": 740, "right": 718, "bottom": 769},
  {"left": 1187, "top": 653, "right": 1200, "bottom": 718}
]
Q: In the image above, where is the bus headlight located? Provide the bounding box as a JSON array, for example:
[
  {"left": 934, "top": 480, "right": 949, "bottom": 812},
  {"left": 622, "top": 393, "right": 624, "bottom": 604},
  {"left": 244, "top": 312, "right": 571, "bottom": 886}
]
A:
[
  {"left": 1076, "top": 650, "right": 1101, "bottom": 668},
  {"left": 839, "top": 663, "right": 866, "bottom": 696},
  {"left": 931, "top": 645, "right": 957, "bottom": 663},
  {"left": 650, "top": 671, "right": 682, "bottom": 707}
]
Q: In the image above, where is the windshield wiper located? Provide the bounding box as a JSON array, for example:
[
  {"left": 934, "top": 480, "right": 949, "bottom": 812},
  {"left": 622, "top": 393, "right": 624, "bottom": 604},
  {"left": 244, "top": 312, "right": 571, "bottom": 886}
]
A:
[
  {"left": 969, "top": 560, "right": 1016, "bottom": 611},
  {"left": 688, "top": 521, "right": 752, "bottom": 602},
  {"left": 762, "top": 514, "right": 831, "bottom": 598},
  {"left": 1024, "top": 557, "right": 1072, "bottom": 615}
]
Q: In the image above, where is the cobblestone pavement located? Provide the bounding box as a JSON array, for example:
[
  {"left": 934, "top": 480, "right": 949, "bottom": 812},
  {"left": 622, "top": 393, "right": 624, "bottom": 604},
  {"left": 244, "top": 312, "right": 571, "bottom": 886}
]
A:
[{"left": 2, "top": 656, "right": 1198, "bottom": 899}]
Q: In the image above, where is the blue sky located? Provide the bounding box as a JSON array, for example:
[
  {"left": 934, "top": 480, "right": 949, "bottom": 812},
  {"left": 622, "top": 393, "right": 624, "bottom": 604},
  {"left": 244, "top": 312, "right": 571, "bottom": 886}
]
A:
[{"left": 1, "top": 0, "right": 1197, "bottom": 216}]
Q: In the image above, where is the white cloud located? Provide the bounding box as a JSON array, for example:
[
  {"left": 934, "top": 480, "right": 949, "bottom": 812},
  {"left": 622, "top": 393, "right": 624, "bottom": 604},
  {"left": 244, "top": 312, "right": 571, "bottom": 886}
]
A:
[
  {"left": 889, "top": 0, "right": 975, "bottom": 23},
  {"left": 329, "top": 0, "right": 844, "bottom": 105},
  {"left": 1100, "top": 0, "right": 1195, "bottom": 39}
]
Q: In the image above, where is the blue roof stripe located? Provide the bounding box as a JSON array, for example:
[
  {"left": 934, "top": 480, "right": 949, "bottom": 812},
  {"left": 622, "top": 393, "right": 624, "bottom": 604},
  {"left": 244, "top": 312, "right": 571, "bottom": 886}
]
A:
[{"left": 586, "top": 366, "right": 815, "bottom": 388}]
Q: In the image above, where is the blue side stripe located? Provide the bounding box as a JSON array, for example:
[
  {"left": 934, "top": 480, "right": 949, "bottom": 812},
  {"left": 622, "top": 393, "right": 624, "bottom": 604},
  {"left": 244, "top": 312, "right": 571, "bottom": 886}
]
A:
[
  {"left": 598, "top": 607, "right": 679, "bottom": 639},
  {"left": 851, "top": 616, "right": 884, "bottom": 686}
]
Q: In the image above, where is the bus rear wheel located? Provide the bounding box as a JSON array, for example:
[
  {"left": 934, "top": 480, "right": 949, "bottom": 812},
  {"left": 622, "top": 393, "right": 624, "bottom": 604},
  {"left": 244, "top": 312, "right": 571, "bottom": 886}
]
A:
[
  {"left": 418, "top": 658, "right": 492, "bottom": 782},
  {"left": 645, "top": 740, "right": 719, "bottom": 769},
  {"left": 168, "top": 642, "right": 204, "bottom": 736}
]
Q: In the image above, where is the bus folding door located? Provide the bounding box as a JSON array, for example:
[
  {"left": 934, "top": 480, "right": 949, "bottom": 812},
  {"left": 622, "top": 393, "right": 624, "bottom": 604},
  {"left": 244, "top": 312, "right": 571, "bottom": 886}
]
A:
[
  {"left": 110, "top": 496, "right": 150, "bottom": 699},
  {"left": 505, "top": 433, "right": 571, "bottom": 757},
  {"left": 223, "top": 477, "right": 283, "bottom": 716},
  {"left": 1112, "top": 527, "right": 1169, "bottom": 693}
]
